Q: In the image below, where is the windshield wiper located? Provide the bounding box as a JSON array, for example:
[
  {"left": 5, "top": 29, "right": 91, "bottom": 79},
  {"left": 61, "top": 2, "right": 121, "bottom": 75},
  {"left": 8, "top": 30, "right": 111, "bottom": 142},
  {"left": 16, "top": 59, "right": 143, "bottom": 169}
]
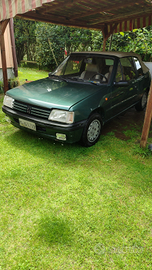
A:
[
  {"left": 67, "top": 77, "right": 80, "bottom": 81},
  {"left": 89, "top": 80, "right": 101, "bottom": 85},
  {"left": 49, "top": 74, "right": 68, "bottom": 82},
  {"left": 78, "top": 78, "right": 100, "bottom": 85}
]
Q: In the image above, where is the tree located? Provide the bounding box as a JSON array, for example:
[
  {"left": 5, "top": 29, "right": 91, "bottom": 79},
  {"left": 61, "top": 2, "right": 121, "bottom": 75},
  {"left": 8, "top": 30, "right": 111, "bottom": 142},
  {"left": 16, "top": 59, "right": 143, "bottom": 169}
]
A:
[
  {"left": 14, "top": 18, "right": 37, "bottom": 65},
  {"left": 61, "top": 27, "right": 93, "bottom": 54},
  {"left": 14, "top": 18, "right": 152, "bottom": 69},
  {"left": 35, "top": 23, "right": 93, "bottom": 70},
  {"left": 35, "top": 23, "right": 65, "bottom": 70}
]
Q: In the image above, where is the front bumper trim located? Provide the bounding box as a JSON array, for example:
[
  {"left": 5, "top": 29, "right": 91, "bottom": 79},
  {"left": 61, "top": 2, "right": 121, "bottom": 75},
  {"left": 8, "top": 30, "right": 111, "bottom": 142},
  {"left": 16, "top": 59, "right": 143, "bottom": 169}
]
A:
[{"left": 2, "top": 106, "right": 86, "bottom": 143}]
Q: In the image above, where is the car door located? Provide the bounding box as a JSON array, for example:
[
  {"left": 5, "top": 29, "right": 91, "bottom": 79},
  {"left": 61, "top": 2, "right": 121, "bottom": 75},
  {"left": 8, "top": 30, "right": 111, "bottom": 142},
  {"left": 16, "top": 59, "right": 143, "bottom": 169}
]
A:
[{"left": 111, "top": 57, "right": 138, "bottom": 116}]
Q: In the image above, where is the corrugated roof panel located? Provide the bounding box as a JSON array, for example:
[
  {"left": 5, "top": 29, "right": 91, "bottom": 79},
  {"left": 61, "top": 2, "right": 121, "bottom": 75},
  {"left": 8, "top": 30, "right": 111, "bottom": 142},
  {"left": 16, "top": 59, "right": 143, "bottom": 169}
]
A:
[{"left": 0, "top": 0, "right": 152, "bottom": 33}]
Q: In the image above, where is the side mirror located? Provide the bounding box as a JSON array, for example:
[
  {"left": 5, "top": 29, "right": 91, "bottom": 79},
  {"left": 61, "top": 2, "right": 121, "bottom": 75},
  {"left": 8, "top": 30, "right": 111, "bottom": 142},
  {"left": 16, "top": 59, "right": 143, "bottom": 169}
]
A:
[
  {"left": 114, "top": 81, "right": 129, "bottom": 86},
  {"left": 49, "top": 72, "right": 53, "bottom": 77}
]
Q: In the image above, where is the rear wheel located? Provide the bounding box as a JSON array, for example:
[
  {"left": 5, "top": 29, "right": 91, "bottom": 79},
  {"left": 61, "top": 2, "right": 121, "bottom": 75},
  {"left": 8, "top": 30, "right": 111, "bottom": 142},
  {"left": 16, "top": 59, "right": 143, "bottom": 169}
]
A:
[
  {"left": 135, "top": 91, "right": 148, "bottom": 111},
  {"left": 81, "top": 113, "right": 102, "bottom": 147}
]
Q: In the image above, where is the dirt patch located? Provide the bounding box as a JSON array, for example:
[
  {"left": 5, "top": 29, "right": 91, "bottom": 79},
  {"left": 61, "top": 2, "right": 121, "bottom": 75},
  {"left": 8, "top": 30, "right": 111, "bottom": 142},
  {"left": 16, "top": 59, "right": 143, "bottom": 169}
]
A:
[{"left": 102, "top": 107, "right": 152, "bottom": 141}]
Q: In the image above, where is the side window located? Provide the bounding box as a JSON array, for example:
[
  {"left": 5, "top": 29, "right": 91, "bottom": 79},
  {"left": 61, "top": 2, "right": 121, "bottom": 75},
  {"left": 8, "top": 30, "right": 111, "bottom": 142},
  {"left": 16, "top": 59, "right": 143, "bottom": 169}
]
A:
[
  {"left": 120, "top": 57, "right": 136, "bottom": 81},
  {"left": 115, "top": 62, "right": 124, "bottom": 82},
  {"left": 133, "top": 57, "right": 143, "bottom": 77}
]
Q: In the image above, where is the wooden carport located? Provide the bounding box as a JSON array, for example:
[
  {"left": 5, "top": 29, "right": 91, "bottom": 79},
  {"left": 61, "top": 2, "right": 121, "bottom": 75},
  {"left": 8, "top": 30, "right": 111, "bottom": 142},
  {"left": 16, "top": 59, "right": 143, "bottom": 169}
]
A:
[{"left": 0, "top": 0, "right": 152, "bottom": 147}]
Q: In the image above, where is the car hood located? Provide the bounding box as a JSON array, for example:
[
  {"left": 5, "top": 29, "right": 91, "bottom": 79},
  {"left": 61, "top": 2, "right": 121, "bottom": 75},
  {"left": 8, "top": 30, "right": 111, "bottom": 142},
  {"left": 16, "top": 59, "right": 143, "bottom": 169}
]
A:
[{"left": 7, "top": 77, "right": 102, "bottom": 110}]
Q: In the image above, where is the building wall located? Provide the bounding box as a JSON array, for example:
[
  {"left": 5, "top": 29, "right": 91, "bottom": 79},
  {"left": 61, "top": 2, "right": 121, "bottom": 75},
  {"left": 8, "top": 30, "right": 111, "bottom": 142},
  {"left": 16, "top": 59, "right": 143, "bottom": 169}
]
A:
[{"left": 0, "top": 23, "right": 14, "bottom": 81}]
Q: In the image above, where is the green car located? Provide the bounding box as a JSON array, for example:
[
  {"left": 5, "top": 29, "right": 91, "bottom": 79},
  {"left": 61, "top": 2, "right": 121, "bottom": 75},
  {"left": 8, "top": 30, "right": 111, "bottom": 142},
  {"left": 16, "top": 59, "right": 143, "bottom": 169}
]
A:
[{"left": 2, "top": 52, "right": 151, "bottom": 146}]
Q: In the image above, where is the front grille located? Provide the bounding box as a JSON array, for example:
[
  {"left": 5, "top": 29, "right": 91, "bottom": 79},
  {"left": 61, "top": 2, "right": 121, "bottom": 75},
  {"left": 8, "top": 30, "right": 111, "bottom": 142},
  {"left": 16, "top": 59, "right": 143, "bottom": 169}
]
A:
[{"left": 13, "top": 100, "right": 51, "bottom": 119}]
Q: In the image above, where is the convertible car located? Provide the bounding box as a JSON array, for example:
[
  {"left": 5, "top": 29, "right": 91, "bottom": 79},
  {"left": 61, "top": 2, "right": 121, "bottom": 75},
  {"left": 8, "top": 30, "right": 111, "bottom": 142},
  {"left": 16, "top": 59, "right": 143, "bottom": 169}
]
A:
[{"left": 2, "top": 52, "right": 151, "bottom": 146}]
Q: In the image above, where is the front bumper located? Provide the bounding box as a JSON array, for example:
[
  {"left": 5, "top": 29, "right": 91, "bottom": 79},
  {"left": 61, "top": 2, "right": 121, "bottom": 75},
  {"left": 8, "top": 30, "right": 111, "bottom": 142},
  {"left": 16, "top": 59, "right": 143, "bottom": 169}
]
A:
[{"left": 2, "top": 106, "right": 86, "bottom": 144}]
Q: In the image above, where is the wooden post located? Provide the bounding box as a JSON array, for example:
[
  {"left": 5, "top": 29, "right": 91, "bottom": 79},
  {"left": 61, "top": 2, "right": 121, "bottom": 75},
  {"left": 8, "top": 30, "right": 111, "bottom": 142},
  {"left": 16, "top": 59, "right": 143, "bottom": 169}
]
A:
[
  {"left": 140, "top": 80, "right": 152, "bottom": 148},
  {"left": 9, "top": 18, "right": 18, "bottom": 77},
  {"left": 1, "top": 35, "right": 8, "bottom": 93},
  {"left": 102, "top": 23, "right": 118, "bottom": 52},
  {"left": 103, "top": 37, "right": 108, "bottom": 52},
  {"left": 109, "top": 34, "right": 113, "bottom": 51},
  {"left": 0, "top": 19, "right": 10, "bottom": 93}
]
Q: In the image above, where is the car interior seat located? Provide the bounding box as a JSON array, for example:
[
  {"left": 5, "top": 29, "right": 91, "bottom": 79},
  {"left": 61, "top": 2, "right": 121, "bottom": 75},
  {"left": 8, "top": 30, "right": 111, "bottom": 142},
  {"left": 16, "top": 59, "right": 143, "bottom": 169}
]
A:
[
  {"left": 103, "top": 65, "right": 113, "bottom": 82},
  {"left": 80, "top": 63, "right": 99, "bottom": 80}
]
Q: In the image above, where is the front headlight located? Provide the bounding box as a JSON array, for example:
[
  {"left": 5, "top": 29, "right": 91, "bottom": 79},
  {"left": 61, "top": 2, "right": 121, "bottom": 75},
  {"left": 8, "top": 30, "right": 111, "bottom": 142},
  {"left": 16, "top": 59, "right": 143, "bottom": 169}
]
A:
[
  {"left": 3, "top": 95, "right": 14, "bottom": 108},
  {"left": 48, "top": 109, "right": 74, "bottom": 124}
]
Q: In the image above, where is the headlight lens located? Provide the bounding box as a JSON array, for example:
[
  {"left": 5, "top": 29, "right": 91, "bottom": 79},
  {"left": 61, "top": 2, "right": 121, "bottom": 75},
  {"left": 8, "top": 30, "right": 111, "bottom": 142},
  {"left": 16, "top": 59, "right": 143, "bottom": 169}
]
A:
[
  {"left": 3, "top": 95, "right": 14, "bottom": 108},
  {"left": 48, "top": 109, "right": 74, "bottom": 124}
]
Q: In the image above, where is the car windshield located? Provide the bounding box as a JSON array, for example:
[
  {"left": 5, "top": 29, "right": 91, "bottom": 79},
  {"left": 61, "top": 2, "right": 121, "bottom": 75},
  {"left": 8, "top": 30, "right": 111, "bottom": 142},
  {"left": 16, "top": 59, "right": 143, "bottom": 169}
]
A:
[{"left": 51, "top": 54, "right": 114, "bottom": 83}]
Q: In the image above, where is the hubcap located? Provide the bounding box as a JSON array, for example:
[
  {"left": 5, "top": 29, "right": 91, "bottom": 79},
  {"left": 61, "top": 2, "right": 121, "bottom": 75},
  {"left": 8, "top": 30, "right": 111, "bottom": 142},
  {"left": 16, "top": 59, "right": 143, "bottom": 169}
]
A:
[
  {"left": 141, "top": 92, "right": 147, "bottom": 108},
  {"left": 87, "top": 119, "right": 101, "bottom": 143}
]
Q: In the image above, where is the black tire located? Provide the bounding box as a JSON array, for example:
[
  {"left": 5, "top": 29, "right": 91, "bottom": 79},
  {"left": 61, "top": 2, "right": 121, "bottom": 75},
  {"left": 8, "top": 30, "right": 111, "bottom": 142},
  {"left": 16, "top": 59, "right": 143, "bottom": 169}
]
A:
[
  {"left": 81, "top": 113, "right": 102, "bottom": 147},
  {"left": 135, "top": 91, "right": 148, "bottom": 111}
]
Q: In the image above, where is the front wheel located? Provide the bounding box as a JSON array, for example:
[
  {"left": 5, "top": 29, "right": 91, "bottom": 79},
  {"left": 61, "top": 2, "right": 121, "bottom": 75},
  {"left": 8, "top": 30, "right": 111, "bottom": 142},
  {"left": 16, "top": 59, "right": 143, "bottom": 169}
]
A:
[
  {"left": 81, "top": 113, "right": 102, "bottom": 147},
  {"left": 135, "top": 91, "right": 148, "bottom": 111}
]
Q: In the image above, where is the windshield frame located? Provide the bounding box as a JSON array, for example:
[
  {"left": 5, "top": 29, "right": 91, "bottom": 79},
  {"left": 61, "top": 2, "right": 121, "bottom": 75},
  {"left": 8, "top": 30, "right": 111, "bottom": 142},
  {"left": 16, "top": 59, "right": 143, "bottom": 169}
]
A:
[{"left": 50, "top": 53, "right": 115, "bottom": 85}]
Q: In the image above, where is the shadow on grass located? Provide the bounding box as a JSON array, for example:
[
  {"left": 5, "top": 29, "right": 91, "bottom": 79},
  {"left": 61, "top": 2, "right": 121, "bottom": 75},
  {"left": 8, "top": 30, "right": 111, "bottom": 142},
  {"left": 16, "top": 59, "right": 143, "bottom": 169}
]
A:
[
  {"left": 102, "top": 107, "right": 152, "bottom": 140},
  {"left": 4, "top": 108, "right": 152, "bottom": 166},
  {"left": 4, "top": 127, "right": 95, "bottom": 161},
  {"left": 37, "top": 215, "right": 73, "bottom": 245},
  {"left": 3, "top": 106, "right": 152, "bottom": 167}
]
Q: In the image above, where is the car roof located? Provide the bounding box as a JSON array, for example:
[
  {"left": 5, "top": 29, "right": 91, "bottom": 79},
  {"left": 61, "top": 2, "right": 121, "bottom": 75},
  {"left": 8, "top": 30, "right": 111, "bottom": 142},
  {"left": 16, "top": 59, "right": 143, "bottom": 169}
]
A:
[{"left": 71, "top": 51, "right": 139, "bottom": 58}]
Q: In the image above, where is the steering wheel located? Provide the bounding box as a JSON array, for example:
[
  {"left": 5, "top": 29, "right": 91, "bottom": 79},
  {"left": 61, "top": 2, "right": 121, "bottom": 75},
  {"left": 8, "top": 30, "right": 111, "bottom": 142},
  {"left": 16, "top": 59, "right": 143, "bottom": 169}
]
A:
[{"left": 91, "top": 72, "right": 108, "bottom": 82}]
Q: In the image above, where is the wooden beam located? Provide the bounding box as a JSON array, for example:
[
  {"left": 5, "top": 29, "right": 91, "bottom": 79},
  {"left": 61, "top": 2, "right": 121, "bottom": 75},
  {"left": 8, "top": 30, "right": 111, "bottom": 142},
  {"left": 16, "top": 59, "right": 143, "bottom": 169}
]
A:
[
  {"left": 140, "top": 80, "right": 152, "bottom": 148},
  {"left": 18, "top": 12, "right": 89, "bottom": 29},
  {"left": 42, "top": 0, "right": 78, "bottom": 11},
  {"left": 92, "top": 9, "right": 152, "bottom": 26},
  {"left": 71, "top": 0, "right": 144, "bottom": 21},
  {"left": 102, "top": 23, "right": 118, "bottom": 51},
  {"left": 102, "top": 24, "right": 109, "bottom": 52},
  {"left": 0, "top": 19, "right": 9, "bottom": 35}
]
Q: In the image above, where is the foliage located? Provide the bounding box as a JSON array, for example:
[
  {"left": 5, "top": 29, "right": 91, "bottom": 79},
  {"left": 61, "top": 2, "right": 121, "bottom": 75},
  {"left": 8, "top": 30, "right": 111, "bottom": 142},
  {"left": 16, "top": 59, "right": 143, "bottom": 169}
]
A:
[
  {"left": 61, "top": 27, "right": 92, "bottom": 54},
  {"left": 111, "top": 26, "right": 152, "bottom": 61},
  {"left": 91, "top": 30, "right": 104, "bottom": 51},
  {"left": 14, "top": 18, "right": 37, "bottom": 65},
  {"left": 14, "top": 18, "right": 152, "bottom": 69},
  {"left": 35, "top": 23, "right": 93, "bottom": 71},
  {"left": 0, "top": 79, "right": 19, "bottom": 93},
  {"left": 0, "top": 81, "right": 3, "bottom": 93},
  {"left": 35, "top": 23, "right": 65, "bottom": 71}
]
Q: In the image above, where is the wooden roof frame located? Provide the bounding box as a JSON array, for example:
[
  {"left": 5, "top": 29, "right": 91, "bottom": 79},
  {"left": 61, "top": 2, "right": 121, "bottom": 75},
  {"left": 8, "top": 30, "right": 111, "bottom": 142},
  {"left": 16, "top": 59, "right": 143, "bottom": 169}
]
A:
[
  {"left": 16, "top": 0, "right": 152, "bottom": 32},
  {"left": 0, "top": 0, "right": 152, "bottom": 148}
]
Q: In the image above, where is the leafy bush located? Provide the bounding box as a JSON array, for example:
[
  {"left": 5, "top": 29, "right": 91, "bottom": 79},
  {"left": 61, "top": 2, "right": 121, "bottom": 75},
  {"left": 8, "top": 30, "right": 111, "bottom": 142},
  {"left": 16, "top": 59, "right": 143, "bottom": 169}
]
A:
[
  {"left": 35, "top": 23, "right": 93, "bottom": 71},
  {"left": 0, "top": 79, "right": 19, "bottom": 93},
  {"left": 14, "top": 19, "right": 37, "bottom": 65},
  {"left": 35, "top": 23, "right": 65, "bottom": 71},
  {"left": 14, "top": 18, "right": 152, "bottom": 70},
  {"left": 0, "top": 81, "right": 3, "bottom": 93},
  {"left": 111, "top": 27, "right": 152, "bottom": 61}
]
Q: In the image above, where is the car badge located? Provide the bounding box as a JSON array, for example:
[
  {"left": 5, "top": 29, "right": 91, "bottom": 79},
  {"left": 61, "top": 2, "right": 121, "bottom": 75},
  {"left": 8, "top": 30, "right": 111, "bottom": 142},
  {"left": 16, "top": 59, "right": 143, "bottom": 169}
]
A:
[{"left": 27, "top": 105, "right": 32, "bottom": 114}]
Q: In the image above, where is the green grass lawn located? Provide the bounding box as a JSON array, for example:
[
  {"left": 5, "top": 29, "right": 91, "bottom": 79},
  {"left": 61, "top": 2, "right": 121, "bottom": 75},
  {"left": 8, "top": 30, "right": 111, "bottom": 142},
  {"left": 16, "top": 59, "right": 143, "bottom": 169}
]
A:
[
  {"left": 17, "top": 67, "right": 48, "bottom": 85},
  {"left": 0, "top": 69, "right": 152, "bottom": 269}
]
